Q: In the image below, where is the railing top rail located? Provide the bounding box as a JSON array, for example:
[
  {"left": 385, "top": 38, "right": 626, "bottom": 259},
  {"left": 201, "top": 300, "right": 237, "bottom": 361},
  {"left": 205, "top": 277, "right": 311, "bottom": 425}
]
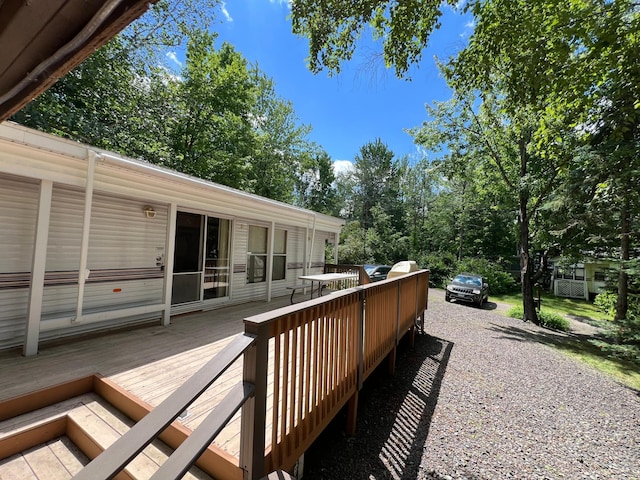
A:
[
  {"left": 73, "top": 332, "right": 256, "bottom": 480},
  {"left": 244, "top": 270, "right": 429, "bottom": 331}
]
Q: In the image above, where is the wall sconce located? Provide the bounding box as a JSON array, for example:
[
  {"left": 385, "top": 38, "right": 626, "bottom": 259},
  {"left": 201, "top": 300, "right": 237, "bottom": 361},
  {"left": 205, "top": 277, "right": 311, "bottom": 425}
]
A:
[{"left": 143, "top": 206, "right": 156, "bottom": 218}]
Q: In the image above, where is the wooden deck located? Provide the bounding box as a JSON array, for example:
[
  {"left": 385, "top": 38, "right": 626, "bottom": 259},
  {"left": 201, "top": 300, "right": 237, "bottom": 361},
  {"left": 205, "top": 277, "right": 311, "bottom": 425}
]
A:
[
  {"left": 0, "top": 294, "right": 297, "bottom": 471},
  {"left": 0, "top": 270, "right": 429, "bottom": 479}
]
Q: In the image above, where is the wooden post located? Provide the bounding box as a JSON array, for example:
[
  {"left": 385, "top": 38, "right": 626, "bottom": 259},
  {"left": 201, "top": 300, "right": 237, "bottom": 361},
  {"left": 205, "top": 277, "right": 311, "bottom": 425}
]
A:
[
  {"left": 388, "top": 280, "right": 400, "bottom": 375},
  {"left": 346, "top": 288, "right": 365, "bottom": 436},
  {"left": 346, "top": 390, "right": 359, "bottom": 436},
  {"left": 240, "top": 321, "right": 269, "bottom": 480}
]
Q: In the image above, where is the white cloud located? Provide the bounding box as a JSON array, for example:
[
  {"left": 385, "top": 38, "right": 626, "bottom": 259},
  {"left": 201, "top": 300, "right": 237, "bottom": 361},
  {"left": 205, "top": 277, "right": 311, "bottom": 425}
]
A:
[
  {"left": 269, "top": 0, "right": 292, "bottom": 8},
  {"left": 445, "top": 0, "right": 467, "bottom": 12},
  {"left": 460, "top": 19, "right": 475, "bottom": 38},
  {"left": 166, "top": 51, "right": 182, "bottom": 68},
  {"left": 333, "top": 160, "right": 354, "bottom": 175},
  {"left": 221, "top": 2, "right": 233, "bottom": 22}
]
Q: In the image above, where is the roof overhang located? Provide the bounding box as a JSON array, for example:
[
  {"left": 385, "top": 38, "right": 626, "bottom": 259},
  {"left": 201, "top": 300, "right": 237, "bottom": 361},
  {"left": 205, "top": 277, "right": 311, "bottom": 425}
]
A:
[{"left": 0, "top": 0, "right": 157, "bottom": 122}]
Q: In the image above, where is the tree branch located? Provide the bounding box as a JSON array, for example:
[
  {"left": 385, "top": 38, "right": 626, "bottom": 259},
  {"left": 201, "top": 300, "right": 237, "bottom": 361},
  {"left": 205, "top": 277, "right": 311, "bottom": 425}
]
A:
[{"left": 462, "top": 99, "right": 516, "bottom": 191}]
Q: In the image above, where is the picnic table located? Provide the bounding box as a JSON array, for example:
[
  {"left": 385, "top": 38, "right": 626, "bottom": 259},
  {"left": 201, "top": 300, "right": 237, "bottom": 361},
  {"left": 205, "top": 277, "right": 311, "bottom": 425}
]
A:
[{"left": 287, "top": 272, "right": 359, "bottom": 303}]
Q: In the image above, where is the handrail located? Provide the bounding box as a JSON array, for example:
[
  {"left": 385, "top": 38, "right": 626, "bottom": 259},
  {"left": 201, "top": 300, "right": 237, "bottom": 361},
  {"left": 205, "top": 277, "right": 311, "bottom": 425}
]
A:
[
  {"left": 73, "top": 332, "right": 256, "bottom": 480},
  {"left": 149, "top": 382, "right": 255, "bottom": 480}
]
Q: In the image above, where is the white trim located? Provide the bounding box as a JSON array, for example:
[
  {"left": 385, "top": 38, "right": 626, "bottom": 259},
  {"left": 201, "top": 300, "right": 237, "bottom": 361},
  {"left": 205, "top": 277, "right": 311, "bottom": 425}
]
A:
[
  {"left": 23, "top": 180, "right": 53, "bottom": 356},
  {"left": 266, "top": 221, "right": 275, "bottom": 302},
  {"left": 307, "top": 215, "right": 317, "bottom": 271},
  {"left": 74, "top": 150, "right": 96, "bottom": 323},
  {"left": 40, "top": 303, "right": 166, "bottom": 332},
  {"left": 163, "top": 203, "right": 177, "bottom": 326}
]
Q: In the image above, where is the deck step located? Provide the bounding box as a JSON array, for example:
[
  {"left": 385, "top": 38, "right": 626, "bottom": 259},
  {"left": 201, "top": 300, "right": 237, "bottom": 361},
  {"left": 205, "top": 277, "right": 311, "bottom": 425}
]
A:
[{"left": 0, "top": 395, "right": 210, "bottom": 480}]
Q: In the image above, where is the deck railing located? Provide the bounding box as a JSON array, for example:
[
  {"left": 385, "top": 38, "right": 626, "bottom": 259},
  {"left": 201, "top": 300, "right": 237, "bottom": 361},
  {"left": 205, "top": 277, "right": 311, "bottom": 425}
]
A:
[
  {"left": 242, "top": 269, "right": 429, "bottom": 477},
  {"left": 73, "top": 269, "right": 428, "bottom": 480},
  {"left": 324, "top": 263, "right": 369, "bottom": 286}
]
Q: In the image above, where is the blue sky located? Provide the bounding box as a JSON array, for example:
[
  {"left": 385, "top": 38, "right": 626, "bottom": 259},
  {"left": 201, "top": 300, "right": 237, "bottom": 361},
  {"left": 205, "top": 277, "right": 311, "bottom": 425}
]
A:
[{"left": 168, "top": 1, "right": 474, "bottom": 170}]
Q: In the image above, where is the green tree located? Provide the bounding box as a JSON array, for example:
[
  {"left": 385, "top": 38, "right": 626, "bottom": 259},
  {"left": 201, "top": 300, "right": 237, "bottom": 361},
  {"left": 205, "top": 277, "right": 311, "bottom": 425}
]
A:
[
  {"left": 291, "top": 0, "right": 454, "bottom": 77},
  {"left": 295, "top": 147, "right": 339, "bottom": 215},
  {"left": 12, "top": 37, "right": 142, "bottom": 150},
  {"left": 292, "top": 0, "right": 628, "bottom": 323},
  {"left": 13, "top": 0, "right": 222, "bottom": 155},
  {"left": 350, "top": 139, "right": 404, "bottom": 231},
  {"left": 166, "top": 32, "right": 256, "bottom": 189},
  {"left": 246, "top": 66, "right": 313, "bottom": 202}
]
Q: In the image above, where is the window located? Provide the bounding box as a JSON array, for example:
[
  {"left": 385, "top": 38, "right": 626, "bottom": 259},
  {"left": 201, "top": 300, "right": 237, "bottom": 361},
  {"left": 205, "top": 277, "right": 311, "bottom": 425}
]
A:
[
  {"left": 272, "top": 229, "right": 287, "bottom": 281},
  {"left": 247, "top": 226, "right": 267, "bottom": 283},
  {"left": 594, "top": 271, "right": 607, "bottom": 282},
  {"left": 574, "top": 267, "right": 585, "bottom": 281}
]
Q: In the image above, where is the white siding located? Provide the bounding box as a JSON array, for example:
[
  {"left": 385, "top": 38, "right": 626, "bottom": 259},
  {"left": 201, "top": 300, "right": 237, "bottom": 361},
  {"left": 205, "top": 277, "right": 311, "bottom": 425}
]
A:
[
  {"left": 0, "top": 174, "right": 38, "bottom": 271},
  {"left": 46, "top": 185, "right": 83, "bottom": 271},
  {"left": 88, "top": 193, "right": 168, "bottom": 270},
  {"left": 0, "top": 174, "right": 39, "bottom": 348}
]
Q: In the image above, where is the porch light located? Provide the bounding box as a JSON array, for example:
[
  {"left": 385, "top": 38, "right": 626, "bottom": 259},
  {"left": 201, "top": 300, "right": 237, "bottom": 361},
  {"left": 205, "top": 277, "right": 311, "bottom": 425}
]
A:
[{"left": 143, "top": 206, "right": 156, "bottom": 218}]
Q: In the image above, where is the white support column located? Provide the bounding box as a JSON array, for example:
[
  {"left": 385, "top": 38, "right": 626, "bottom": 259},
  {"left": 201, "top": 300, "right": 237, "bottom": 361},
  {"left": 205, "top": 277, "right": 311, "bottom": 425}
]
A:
[
  {"left": 74, "top": 151, "right": 96, "bottom": 323},
  {"left": 23, "top": 180, "right": 53, "bottom": 356},
  {"left": 303, "top": 226, "right": 309, "bottom": 276},
  {"left": 307, "top": 215, "right": 316, "bottom": 271},
  {"left": 334, "top": 232, "right": 340, "bottom": 263},
  {"left": 266, "top": 221, "right": 275, "bottom": 302},
  {"left": 162, "top": 203, "right": 177, "bottom": 326}
]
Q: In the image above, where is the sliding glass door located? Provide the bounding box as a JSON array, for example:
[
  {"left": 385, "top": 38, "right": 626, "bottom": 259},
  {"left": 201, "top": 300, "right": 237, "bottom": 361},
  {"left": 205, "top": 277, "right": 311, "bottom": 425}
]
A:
[
  {"left": 203, "top": 217, "right": 230, "bottom": 299},
  {"left": 172, "top": 212, "right": 230, "bottom": 305}
]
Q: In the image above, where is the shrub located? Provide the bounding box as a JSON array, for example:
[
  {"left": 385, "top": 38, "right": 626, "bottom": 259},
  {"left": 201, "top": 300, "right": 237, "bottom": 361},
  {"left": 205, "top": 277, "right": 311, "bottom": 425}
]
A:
[
  {"left": 507, "top": 305, "right": 569, "bottom": 331},
  {"left": 456, "top": 257, "right": 518, "bottom": 294},
  {"left": 419, "top": 251, "right": 457, "bottom": 288},
  {"left": 507, "top": 305, "right": 524, "bottom": 320},
  {"left": 594, "top": 291, "right": 617, "bottom": 319},
  {"left": 538, "top": 311, "right": 570, "bottom": 331}
]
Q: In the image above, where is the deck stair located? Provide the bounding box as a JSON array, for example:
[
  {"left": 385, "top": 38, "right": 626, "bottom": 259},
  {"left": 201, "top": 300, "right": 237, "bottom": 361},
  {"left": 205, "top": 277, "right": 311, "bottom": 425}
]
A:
[{"left": 0, "top": 392, "right": 210, "bottom": 479}]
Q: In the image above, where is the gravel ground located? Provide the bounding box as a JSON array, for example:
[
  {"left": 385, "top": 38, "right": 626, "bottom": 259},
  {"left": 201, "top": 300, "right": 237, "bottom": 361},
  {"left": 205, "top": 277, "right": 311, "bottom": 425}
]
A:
[{"left": 303, "top": 289, "right": 640, "bottom": 480}]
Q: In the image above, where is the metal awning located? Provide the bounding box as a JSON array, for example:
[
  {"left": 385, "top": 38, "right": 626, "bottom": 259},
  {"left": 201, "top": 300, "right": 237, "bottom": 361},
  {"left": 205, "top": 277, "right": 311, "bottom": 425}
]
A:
[{"left": 0, "top": 0, "right": 156, "bottom": 122}]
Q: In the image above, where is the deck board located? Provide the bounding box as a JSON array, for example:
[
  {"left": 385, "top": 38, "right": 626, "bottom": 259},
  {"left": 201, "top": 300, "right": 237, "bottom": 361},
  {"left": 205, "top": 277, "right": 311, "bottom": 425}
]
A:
[
  {"left": 23, "top": 443, "right": 73, "bottom": 479},
  {"left": 0, "top": 454, "right": 38, "bottom": 480},
  {"left": 0, "top": 296, "right": 297, "bottom": 465}
]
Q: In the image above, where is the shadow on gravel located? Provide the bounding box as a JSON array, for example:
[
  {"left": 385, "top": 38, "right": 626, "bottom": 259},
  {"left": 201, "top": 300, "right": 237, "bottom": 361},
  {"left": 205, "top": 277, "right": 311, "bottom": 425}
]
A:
[
  {"left": 488, "top": 323, "right": 640, "bottom": 387},
  {"left": 489, "top": 321, "right": 599, "bottom": 346},
  {"left": 304, "top": 333, "right": 454, "bottom": 480}
]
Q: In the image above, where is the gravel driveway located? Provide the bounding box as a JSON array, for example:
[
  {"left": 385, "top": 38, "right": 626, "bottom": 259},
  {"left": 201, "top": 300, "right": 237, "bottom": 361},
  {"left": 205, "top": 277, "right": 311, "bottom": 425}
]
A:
[{"left": 303, "top": 288, "right": 640, "bottom": 480}]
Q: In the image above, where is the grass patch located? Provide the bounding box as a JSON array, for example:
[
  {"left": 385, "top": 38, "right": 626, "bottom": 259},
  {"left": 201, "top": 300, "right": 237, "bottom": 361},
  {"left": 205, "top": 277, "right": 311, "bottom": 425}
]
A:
[{"left": 493, "top": 291, "right": 610, "bottom": 322}]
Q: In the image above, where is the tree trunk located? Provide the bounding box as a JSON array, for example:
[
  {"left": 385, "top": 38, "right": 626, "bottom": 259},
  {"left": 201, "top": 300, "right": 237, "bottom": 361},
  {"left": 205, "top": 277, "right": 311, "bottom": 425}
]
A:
[
  {"left": 518, "top": 136, "right": 538, "bottom": 324},
  {"left": 519, "top": 211, "right": 539, "bottom": 324},
  {"left": 615, "top": 196, "right": 630, "bottom": 322}
]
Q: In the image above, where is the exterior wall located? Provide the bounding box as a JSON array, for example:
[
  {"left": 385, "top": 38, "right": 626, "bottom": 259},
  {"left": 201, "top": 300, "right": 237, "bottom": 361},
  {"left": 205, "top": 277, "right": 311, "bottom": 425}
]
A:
[
  {"left": 0, "top": 174, "right": 39, "bottom": 348},
  {"left": 552, "top": 260, "right": 614, "bottom": 300},
  {"left": 0, "top": 122, "right": 344, "bottom": 352}
]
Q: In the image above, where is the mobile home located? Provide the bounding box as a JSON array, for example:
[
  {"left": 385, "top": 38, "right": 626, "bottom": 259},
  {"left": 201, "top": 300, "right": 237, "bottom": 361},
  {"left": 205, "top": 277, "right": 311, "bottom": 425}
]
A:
[{"left": 0, "top": 122, "right": 344, "bottom": 355}]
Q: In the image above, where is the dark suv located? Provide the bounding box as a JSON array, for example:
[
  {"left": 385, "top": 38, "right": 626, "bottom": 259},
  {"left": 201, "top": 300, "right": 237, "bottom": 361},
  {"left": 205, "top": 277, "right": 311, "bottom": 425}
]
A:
[{"left": 445, "top": 273, "right": 489, "bottom": 307}]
